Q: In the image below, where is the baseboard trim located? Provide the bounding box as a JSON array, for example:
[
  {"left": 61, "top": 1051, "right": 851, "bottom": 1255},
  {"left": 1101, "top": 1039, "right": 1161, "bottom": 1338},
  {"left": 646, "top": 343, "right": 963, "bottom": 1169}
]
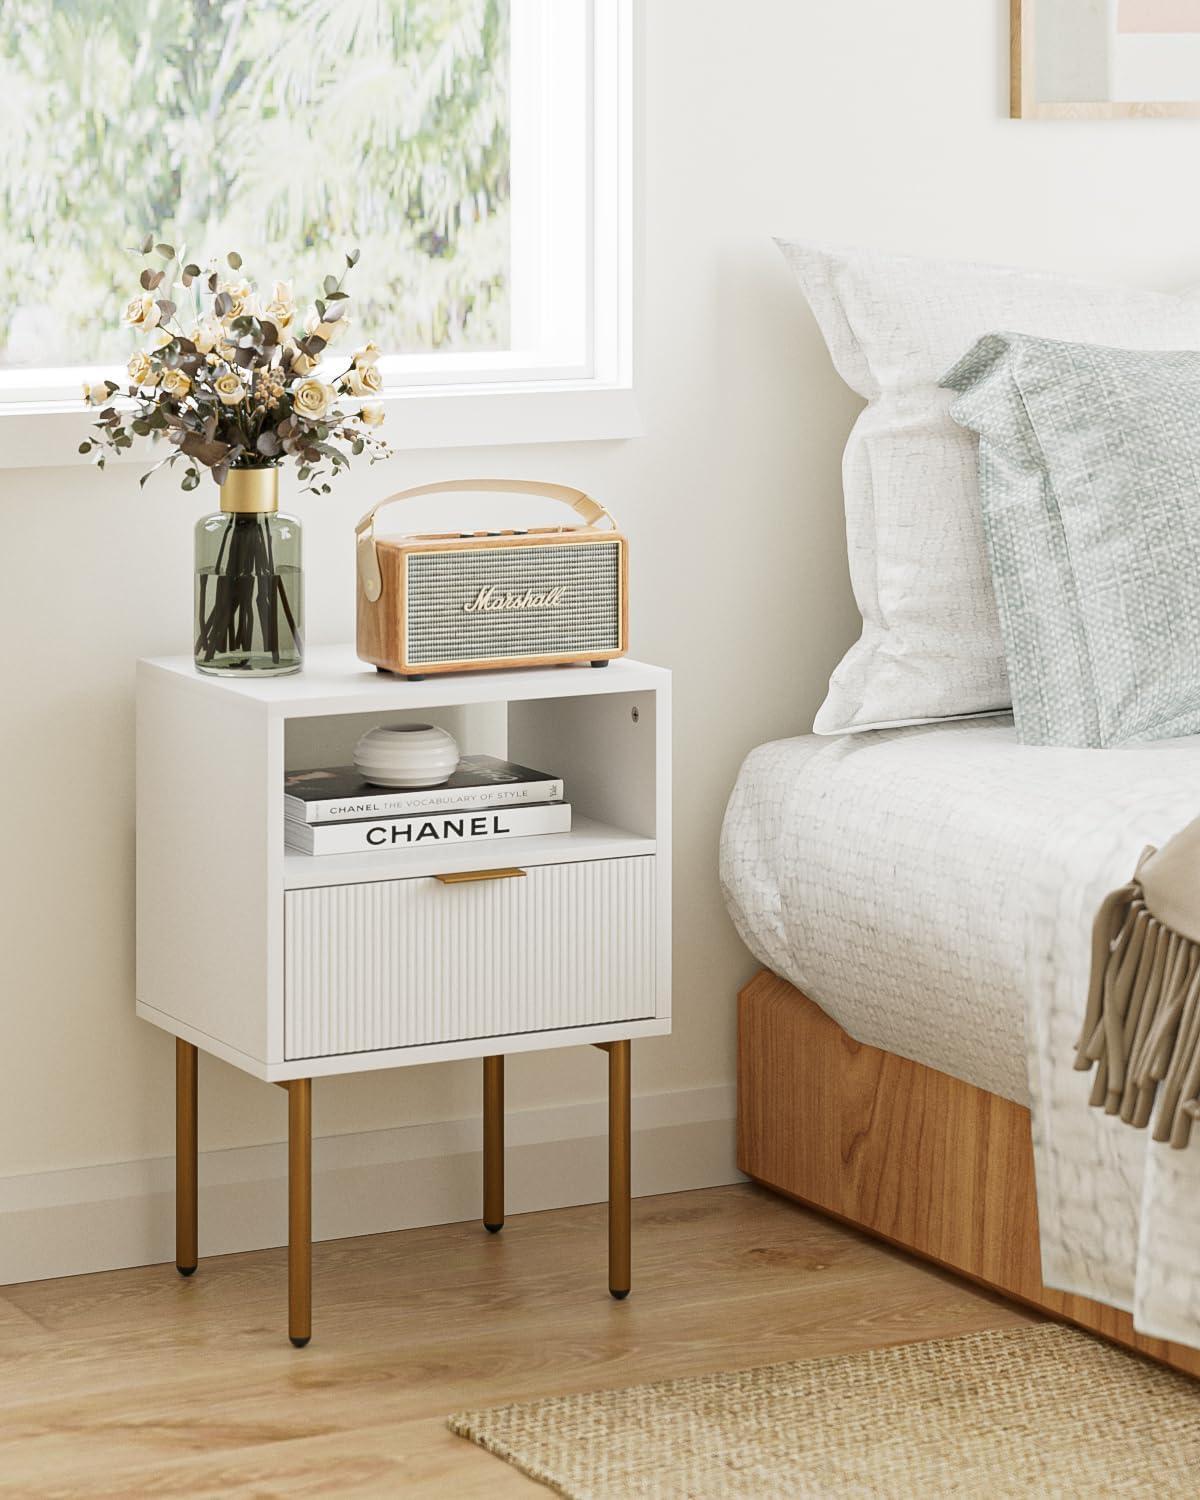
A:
[{"left": 0, "top": 1085, "right": 740, "bottom": 1285}]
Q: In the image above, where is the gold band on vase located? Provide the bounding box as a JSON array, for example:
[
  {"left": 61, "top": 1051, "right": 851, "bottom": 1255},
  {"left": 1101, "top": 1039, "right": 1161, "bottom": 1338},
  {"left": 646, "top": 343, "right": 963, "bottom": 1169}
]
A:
[{"left": 220, "top": 467, "right": 280, "bottom": 515}]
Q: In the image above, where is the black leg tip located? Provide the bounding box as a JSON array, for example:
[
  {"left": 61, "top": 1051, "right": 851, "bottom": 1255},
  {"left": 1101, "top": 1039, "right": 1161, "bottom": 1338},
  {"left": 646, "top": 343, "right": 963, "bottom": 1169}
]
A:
[
  {"left": 484, "top": 1221, "right": 504, "bottom": 1234},
  {"left": 176, "top": 1264, "right": 197, "bottom": 1277},
  {"left": 590, "top": 660, "right": 610, "bottom": 669},
  {"left": 609, "top": 1288, "right": 630, "bottom": 1300},
  {"left": 289, "top": 1335, "right": 311, "bottom": 1348}
]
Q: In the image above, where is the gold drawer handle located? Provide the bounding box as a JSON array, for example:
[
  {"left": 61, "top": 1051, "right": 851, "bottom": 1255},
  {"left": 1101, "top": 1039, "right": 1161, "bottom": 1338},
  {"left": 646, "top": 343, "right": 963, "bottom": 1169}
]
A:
[{"left": 433, "top": 868, "right": 527, "bottom": 885}]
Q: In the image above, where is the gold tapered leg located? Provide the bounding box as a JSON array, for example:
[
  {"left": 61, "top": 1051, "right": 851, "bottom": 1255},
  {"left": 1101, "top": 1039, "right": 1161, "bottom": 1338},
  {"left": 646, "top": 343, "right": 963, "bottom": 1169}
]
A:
[
  {"left": 288, "top": 1079, "right": 312, "bottom": 1347},
  {"left": 608, "top": 1039, "right": 631, "bottom": 1299},
  {"left": 176, "top": 1039, "right": 198, "bottom": 1277},
  {"left": 483, "top": 1055, "right": 504, "bottom": 1233}
]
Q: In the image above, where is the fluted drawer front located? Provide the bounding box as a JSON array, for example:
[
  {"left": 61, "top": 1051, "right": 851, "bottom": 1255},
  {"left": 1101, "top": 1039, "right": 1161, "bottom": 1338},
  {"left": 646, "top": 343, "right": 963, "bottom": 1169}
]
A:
[{"left": 284, "top": 857, "right": 655, "bottom": 1059}]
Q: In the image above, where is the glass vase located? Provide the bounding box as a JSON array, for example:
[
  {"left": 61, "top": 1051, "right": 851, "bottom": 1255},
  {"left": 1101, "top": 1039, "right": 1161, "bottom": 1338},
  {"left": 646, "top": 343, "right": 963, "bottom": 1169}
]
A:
[{"left": 194, "top": 467, "right": 303, "bottom": 676}]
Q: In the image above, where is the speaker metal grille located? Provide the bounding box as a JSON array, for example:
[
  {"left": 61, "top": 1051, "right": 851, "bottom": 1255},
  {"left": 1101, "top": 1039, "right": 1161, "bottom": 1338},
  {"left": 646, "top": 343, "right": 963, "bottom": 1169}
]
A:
[{"left": 405, "top": 541, "right": 622, "bottom": 665}]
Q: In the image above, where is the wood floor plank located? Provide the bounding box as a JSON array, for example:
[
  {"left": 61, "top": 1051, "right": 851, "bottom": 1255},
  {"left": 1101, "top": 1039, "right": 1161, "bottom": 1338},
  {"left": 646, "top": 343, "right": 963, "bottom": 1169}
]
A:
[
  {"left": 0, "top": 1184, "right": 1036, "bottom": 1498},
  {"left": 1, "top": 1186, "right": 814, "bottom": 1333}
]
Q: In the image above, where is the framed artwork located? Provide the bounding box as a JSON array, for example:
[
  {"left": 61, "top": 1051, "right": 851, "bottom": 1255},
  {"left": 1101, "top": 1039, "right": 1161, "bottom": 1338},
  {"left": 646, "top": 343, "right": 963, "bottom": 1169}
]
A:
[{"left": 1013, "top": 0, "right": 1200, "bottom": 117}]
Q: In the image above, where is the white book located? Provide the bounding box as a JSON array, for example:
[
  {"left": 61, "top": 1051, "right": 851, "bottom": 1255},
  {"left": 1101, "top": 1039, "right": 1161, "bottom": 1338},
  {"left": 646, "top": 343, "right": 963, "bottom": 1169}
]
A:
[{"left": 285, "top": 801, "right": 572, "bottom": 856}]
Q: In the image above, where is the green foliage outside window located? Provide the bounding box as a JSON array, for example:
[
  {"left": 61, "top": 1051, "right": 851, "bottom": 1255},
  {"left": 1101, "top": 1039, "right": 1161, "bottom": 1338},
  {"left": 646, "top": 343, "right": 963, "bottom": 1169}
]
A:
[{"left": 0, "top": 0, "right": 511, "bottom": 368}]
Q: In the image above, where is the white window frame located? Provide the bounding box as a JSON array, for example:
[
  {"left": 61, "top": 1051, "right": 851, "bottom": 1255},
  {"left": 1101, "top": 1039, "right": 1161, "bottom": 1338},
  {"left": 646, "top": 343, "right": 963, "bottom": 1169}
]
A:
[{"left": 0, "top": 0, "right": 637, "bottom": 468}]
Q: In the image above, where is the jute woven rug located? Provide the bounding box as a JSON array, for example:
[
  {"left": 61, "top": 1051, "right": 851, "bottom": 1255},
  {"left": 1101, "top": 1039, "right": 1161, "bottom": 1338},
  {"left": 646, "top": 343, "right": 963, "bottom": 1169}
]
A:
[{"left": 448, "top": 1324, "right": 1200, "bottom": 1498}]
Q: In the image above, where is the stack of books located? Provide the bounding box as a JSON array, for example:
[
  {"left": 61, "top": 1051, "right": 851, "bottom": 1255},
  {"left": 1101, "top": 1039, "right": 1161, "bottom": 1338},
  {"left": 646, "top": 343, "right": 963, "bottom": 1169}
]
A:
[{"left": 284, "top": 755, "right": 571, "bottom": 856}]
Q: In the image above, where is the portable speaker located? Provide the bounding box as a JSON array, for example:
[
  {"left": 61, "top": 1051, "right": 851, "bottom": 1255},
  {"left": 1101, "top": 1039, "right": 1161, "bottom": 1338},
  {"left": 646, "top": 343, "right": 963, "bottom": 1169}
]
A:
[{"left": 355, "top": 479, "right": 629, "bottom": 679}]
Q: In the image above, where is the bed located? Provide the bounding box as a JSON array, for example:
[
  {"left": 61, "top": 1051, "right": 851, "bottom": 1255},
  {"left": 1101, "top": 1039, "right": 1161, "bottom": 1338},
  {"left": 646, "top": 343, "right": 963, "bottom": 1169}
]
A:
[{"left": 721, "top": 717, "right": 1200, "bottom": 1378}]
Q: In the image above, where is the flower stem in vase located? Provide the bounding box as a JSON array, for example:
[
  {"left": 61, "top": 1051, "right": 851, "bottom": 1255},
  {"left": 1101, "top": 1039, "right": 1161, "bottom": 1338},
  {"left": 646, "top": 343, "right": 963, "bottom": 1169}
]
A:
[{"left": 194, "top": 500, "right": 302, "bottom": 676}]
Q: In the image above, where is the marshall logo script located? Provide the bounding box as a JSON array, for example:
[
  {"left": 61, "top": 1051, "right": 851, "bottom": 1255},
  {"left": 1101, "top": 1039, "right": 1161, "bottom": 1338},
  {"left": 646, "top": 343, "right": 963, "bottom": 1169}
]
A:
[{"left": 463, "top": 584, "right": 569, "bottom": 614}]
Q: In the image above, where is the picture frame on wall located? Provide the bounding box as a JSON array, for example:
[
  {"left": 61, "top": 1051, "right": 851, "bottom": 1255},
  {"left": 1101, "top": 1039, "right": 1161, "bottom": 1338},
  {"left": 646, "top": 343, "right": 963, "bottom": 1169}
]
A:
[{"left": 1013, "top": 0, "right": 1200, "bottom": 117}]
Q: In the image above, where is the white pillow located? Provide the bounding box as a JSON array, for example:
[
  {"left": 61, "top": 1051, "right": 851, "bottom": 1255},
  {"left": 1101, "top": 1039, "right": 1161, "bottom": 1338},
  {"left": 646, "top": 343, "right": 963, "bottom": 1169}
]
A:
[{"left": 778, "top": 242, "right": 1200, "bottom": 734}]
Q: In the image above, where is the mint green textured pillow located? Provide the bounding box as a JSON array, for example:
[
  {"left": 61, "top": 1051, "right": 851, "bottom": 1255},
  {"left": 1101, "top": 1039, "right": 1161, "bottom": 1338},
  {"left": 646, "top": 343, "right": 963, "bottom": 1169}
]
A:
[{"left": 941, "top": 334, "right": 1200, "bottom": 748}]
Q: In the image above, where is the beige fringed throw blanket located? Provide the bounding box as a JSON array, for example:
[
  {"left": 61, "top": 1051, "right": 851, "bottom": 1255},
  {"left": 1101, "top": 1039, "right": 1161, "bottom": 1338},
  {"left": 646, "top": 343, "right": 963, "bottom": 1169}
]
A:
[
  {"left": 1076, "top": 822, "right": 1200, "bottom": 1148},
  {"left": 1025, "top": 778, "right": 1200, "bottom": 1351}
]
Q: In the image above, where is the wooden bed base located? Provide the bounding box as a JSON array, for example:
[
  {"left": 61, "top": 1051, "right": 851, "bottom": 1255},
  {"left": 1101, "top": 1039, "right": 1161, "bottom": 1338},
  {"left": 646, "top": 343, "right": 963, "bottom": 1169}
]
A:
[{"left": 737, "top": 968, "right": 1200, "bottom": 1379}]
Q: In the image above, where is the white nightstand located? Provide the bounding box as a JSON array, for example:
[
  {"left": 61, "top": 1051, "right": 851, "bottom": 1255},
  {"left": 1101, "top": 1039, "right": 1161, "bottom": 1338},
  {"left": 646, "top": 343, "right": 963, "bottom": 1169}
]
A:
[{"left": 136, "top": 646, "right": 671, "bottom": 1344}]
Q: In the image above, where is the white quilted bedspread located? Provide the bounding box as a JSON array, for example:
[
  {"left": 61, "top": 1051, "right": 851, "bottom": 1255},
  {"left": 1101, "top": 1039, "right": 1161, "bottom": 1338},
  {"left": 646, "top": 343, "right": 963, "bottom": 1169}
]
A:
[{"left": 720, "top": 717, "right": 1200, "bottom": 1348}]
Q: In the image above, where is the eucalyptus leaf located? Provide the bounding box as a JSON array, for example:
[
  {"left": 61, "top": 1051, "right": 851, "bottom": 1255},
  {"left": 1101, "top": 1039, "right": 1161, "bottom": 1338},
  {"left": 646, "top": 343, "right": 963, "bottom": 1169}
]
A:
[
  {"left": 323, "top": 274, "right": 337, "bottom": 296},
  {"left": 227, "top": 251, "right": 242, "bottom": 269},
  {"left": 140, "top": 233, "right": 154, "bottom": 254},
  {"left": 180, "top": 431, "right": 232, "bottom": 467},
  {"left": 155, "top": 242, "right": 175, "bottom": 259}
]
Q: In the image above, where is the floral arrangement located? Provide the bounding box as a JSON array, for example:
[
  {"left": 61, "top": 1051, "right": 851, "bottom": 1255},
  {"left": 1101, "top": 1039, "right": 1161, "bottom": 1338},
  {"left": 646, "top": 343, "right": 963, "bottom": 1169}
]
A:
[{"left": 81, "top": 239, "right": 391, "bottom": 492}]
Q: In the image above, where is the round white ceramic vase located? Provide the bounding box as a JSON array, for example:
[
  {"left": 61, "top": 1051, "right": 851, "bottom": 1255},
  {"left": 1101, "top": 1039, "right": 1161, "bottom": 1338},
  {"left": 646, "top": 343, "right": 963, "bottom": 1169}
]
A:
[{"left": 354, "top": 723, "right": 460, "bottom": 788}]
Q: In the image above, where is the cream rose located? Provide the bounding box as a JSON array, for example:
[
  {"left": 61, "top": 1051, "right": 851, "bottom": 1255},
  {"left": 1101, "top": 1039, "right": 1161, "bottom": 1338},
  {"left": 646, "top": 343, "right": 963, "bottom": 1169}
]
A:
[
  {"left": 293, "top": 378, "right": 335, "bottom": 421},
  {"left": 352, "top": 341, "right": 381, "bottom": 368},
  {"left": 261, "top": 298, "right": 295, "bottom": 335},
  {"left": 214, "top": 372, "right": 247, "bottom": 405},
  {"left": 342, "top": 363, "right": 382, "bottom": 398},
  {"left": 127, "top": 351, "right": 156, "bottom": 387},
  {"left": 358, "top": 403, "right": 385, "bottom": 428},
  {"left": 160, "top": 368, "right": 191, "bottom": 399},
  {"left": 218, "top": 279, "right": 253, "bottom": 321},
  {"left": 124, "top": 294, "right": 161, "bottom": 331},
  {"left": 288, "top": 346, "right": 318, "bottom": 376},
  {"left": 304, "top": 310, "right": 344, "bottom": 344},
  {"left": 190, "top": 320, "right": 222, "bottom": 355}
]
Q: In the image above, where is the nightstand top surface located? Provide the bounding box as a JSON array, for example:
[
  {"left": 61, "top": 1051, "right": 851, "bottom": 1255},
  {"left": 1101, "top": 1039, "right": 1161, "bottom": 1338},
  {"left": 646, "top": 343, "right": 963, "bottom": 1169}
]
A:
[{"left": 138, "top": 644, "right": 669, "bottom": 716}]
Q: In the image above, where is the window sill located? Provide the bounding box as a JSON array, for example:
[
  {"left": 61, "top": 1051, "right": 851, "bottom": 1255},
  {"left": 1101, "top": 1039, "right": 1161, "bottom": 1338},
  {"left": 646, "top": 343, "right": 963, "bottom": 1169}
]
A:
[{"left": 0, "top": 380, "right": 642, "bottom": 471}]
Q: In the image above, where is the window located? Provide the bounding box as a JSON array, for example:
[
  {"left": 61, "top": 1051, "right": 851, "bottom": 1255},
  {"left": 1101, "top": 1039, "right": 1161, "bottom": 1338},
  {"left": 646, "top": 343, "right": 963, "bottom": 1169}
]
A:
[{"left": 0, "top": 0, "right": 633, "bottom": 448}]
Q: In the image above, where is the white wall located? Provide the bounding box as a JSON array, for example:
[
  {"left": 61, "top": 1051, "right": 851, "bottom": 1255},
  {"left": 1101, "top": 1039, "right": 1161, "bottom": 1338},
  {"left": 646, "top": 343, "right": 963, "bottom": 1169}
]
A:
[{"left": 4, "top": 0, "right": 1200, "bottom": 1273}]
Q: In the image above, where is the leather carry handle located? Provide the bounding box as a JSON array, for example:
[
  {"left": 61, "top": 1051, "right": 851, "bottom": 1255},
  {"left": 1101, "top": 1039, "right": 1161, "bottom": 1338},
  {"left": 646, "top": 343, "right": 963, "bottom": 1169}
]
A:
[{"left": 355, "top": 479, "right": 617, "bottom": 603}]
